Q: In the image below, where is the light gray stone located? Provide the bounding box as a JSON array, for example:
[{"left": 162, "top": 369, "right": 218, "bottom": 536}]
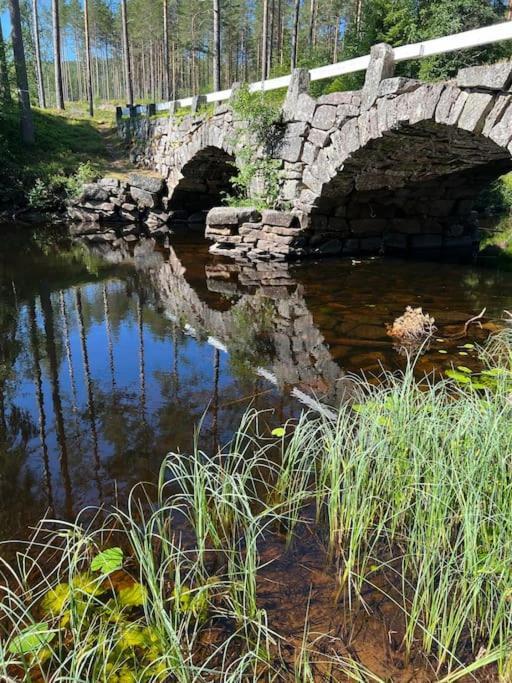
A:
[
  {"left": 283, "top": 68, "right": 311, "bottom": 122},
  {"left": 362, "top": 43, "right": 395, "bottom": 111},
  {"left": 261, "top": 210, "right": 298, "bottom": 228},
  {"left": 457, "top": 61, "right": 512, "bottom": 91},
  {"left": 128, "top": 173, "right": 164, "bottom": 194},
  {"left": 378, "top": 77, "right": 421, "bottom": 97},
  {"left": 130, "top": 186, "right": 158, "bottom": 208},
  {"left": 458, "top": 92, "right": 494, "bottom": 133},
  {"left": 312, "top": 104, "right": 337, "bottom": 130},
  {"left": 308, "top": 128, "right": 330, "bottom": 147}
]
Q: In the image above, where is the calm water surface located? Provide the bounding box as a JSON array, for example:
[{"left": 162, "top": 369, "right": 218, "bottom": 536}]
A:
[{"left": 1, "top": 224, "right": 512, "bottom": 543}]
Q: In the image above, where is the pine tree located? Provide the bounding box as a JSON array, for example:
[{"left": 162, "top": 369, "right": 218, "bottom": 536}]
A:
[{"left": 7, "top": 0, "right": 35, "bottom": 143}]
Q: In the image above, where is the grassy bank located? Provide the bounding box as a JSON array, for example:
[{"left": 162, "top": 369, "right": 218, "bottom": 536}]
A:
[
  {"left": 1, "top": 332, "right": 512, "bottom": 681},
  {"left": 0, "top": 103, "right": 117, "bottom": 211}
]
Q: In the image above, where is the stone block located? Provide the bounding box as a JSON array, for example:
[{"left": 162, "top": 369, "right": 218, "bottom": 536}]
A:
[
  {"left": 318, "top": 91, "right": 360, "bottom": 106},
  {"left": 207, "top": 206, "right": 260, "bottom": 226},
  {"left": 261, "top": 210, "right": 298, "bottom": 228},
  {"left": 128, "top": 173, "right": 164, "bottom": 194},
  {"left": 313, "top": 238, "right": 342, "bottom": 255},
  {"left": 458, "top": 92, "right": 494, "bottom": 133},
  {"left": 308, "top": 128, "right": 330, "bottom": 147},
  {"left": 312, "top": 105, "right": 337, "bottom": 130},
  {"left": 389, "top": 217, "right": 422, "bottom": 234},
  {"left": 362, "top": 43, "right": 395, "bottom": 111},
  {"left": 130, "top": 186, "right": 158, "bottom": 209},
  {"left": 360, "top": 237, "right": 383, "bottom": 252},
  {"left": 488, "top": 99, "right": 512, "bottom": 147},
  {"left": 435, "top": 86, "right": 467, "bottom": 126},
  {"left": 378, "top": 77, "right": 421, "bottom": 97},
  {"left": 457, "top": 60, "right": 512, "bottom": 91},
  {"left": 282, "top": 180, "right": 300, "bottom": 201},
  {"left": 79, "top": 183, "right": 109, "bottom": 203},
  {"left": 350, "top": 218, "right": 388, "bottom": 235},
  {"left": 283, "top": 69, "right": 311, "bottom": 121},
  {"left": 301, "top": 141, "right": 318, "bottom": 165}
]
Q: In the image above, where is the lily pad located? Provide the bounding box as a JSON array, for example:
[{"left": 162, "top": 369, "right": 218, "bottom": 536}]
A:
[{"left": 271, "top": 427, "right": 285, "bottom": 438}]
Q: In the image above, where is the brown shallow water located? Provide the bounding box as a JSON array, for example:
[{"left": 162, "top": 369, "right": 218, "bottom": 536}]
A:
[{"left": 0, "top": 223, "right": 510, "bottom": 680}]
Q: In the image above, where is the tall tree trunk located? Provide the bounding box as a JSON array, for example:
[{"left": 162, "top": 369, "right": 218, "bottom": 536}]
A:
[
  {"left": 333, "top": 14, "right": 340, "bottom": 62},
  {"left": 163, "top": 0, "right": 170, "bottom": 99},
  {"left": 290, "top": 0, "right": 300, "bottom": 70},
  {"left": 267, "top": 0, "right": 274, "bottom": 76},
  {"left": 213, "top": 0, "right": 221, "bottom": 91},
  {"left": 308, "top": 0, "right": 316, "bottom": 49},
  {"left": 121, "top": 0, "right": 133, "bottom": 106},
  {"left": 52, "top": 0, "right": 64, "bottom": 109},
  {"left": 0, "top": 16, "right": 11, "bottom": 105},
  {"left": 32, "top": 0, "right": 45, "bottom": 108},
  {"left": 508, "top": 0, "right": 512, "bottom": 20},
  {"left": 261, "top": 0, "right": 269, "bottom": 80},
  {"left": 84, "top": 0, "right": 94, "bottom": 116},
  {"left": 7, "top": 0, "right": 35, "bottom": 144}
]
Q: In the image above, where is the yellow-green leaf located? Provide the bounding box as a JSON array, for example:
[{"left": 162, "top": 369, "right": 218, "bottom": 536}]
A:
[
  {"left": 118, "top": 583, "right": 147, "bottom": 607},
  {"left": 271, "top": 427, "right": 285, "bottom": 437},
  {"left": 8, "top": 623, "right": 55, "bottom": 655},
  {"left": 91, "top": 547, "right": 124, "bottom": 574},
  {"left": 41, "top": 583, "right": 70, "bottom": 615}
]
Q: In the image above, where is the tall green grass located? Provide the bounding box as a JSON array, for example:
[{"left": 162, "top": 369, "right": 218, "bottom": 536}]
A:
[{"left": 1, "top": 333, "right": 512, "bottom": 680}]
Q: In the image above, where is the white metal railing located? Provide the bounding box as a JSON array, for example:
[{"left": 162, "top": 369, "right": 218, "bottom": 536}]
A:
[{"left": 118, "top": 20, "right": 512, "bottom": 118}]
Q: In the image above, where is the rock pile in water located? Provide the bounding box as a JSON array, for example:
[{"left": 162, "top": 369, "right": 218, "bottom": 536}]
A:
[{"left": 67, "top": 172, "right": 208, "bottom": 244}]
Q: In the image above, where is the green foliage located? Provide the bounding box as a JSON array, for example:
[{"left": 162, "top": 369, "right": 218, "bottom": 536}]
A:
[
  {"left": 91, "top": 547, "right": 124, "bottom": 574},
  {"left": 225, "top": 83, "right": 283, "bottom": 209},
  {"left": 417, "top": 0, "right": 509, "bottom": 81},
  {"left": 0, "top": 104, "right": 110, "bottom": 210},
  {"left": 8, "top": 623, "right": 55, "bottom": 655},
  {"left": 478, "top": 173, "right": 512, "bottom": 214},
  {"left": 27, "top": 161, "right": 99, "bottom": 212}
]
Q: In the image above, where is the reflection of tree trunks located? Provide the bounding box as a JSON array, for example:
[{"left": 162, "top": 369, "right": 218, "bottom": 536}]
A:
[
  {"left": 29, "top": 300, "right": 54, "bottom": 515},
  {"left": 59, "top": 292, "right": 79, "bottom": 417},
  {"left": 137, "top": 291, "right": 147, "bottom": 425},
  {"left": 40, "top": 287, "right": 73, "bottom": 519},
  {"left": 211, "top": 347, "right": 220, "bottom": 452},
  {"left": 102, "top": 284, "right": 116, "bottom": 392},
  {"left": 172, "top": 323, "right": 179, "bottom": 397},
  {"left": 74, "top": 288, "right": 104, "bottom": 508}
]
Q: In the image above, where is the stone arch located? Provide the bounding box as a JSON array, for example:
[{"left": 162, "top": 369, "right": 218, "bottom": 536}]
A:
[
  {"left": 300, "top": 84, "right": 512, "bottom": 254},
  {"left": 167, "top": 144, "right": 236, "bottom": 216}
]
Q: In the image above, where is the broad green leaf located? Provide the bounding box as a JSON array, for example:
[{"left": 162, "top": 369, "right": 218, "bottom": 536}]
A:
[
  {"left": 41, "top": 583, "right": 70, "bottom": 615},
  {"left": 72, "top": 572, "right": 106, "bottom": 596},
  {"left": 271, "top": 427, "right": 285, "bottom": 437},
  {"left": 445, "top": 369, "right": 471, "bottom": 384},
  {"left": 118, "top": 582, "right": 147, "bottom": 607},
  {"left": 8, "top": 623, "right": 55, "bottom": 655},
  {"left": 91, "top": 547, "right": 124, "bottom": 574}
]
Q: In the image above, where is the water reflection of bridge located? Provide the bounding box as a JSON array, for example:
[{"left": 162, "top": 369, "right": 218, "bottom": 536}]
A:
[{"left": 0, "top": 236, "right": 354, "bottom": 544}]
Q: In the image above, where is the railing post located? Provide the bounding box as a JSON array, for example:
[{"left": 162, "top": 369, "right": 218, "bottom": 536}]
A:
[
  {"left": 129, "top": 105, "right": 138, "bottom": 118},
  {"left": 147, "top": 103, "right": 156, "bottom": 117},
  {"left": 283, "top": 68, "right": 310, "bottom": 121},
  {"left": 362, "top": 43, "right": 395, "bottom": 111},
  {"left": 191, "top": 95, "right": 207, "bottom": 114},
  {"left": 168, "top": 100, "right": 181, "bottom": 117},
  {"left": 115, "top": 106, "right": 123, "bottom": 123}
]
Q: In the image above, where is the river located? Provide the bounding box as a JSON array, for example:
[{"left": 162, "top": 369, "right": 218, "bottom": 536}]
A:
[{"left": 0, "top": 222, "right": 511, "bottom": 543}]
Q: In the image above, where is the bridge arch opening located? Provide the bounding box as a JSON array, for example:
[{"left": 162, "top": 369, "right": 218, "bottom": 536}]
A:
[
  {"left": 169, "top": 146, "right": 236, "bottom": 220},
  {"left": 309, "top": 121, "right": 511, "bottom": 256}
]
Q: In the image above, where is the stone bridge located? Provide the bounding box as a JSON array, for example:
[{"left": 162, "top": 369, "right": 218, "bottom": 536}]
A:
[{"left": 114, "top": 48, "right": 512, "bottom": 261}]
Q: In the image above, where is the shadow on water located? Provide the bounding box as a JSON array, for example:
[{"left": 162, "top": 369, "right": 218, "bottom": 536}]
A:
[{"left": 1, "top": 224, "right": 512, "bottom": 542}]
